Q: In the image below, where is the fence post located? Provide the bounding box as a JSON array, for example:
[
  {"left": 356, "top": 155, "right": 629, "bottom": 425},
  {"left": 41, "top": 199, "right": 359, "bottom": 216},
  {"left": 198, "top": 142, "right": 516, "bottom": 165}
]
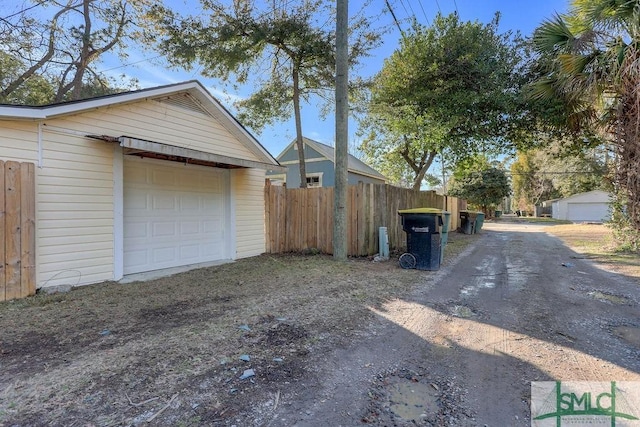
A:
[{"left": 263, "top": 184, "right": 466, "bottom": 257}]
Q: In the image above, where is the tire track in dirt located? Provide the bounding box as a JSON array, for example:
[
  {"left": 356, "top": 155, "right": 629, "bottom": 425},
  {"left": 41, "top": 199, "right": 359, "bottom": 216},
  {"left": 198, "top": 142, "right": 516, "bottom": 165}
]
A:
[{"left": 269, "top": 223, "right": 640, "bottom": 426}]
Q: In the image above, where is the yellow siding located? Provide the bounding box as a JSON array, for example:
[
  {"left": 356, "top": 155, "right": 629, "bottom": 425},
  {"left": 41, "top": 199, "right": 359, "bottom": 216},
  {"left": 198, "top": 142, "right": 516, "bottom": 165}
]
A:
[
  {"left": 0, "top": 121, "right": 39, "bottom": 162},
  {"left": 37, "top": 127, "right": 114, "bottom": 288},
  {"left": 232, "top": 168, "right": 266, "bottom": 258},
  {"left": 1, "top": 94, "right": 273, "bottom": 289},
  {"left": 49, "top": 99, "right": 259, "bottom": 161}
]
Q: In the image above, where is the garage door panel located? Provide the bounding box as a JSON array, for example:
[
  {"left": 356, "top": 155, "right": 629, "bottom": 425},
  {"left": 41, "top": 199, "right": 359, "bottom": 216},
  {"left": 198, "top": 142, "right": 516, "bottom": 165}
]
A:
[
  {"left": 203, "top": 196, "right": 222, "bottom": 210},
  {"left": 125, "top": 249, "right": 148, "bottom": 269},
  {"left": 152, "top": 246, "right": 176, "bottom": 263},
  {"left": 127, "top": 195, "right": 148, "bottom": 210},
  {"left": 180, "top": 221, "right": 200, "bottom": 235},
  {"left": 152, "top": 221, "right": 177, "bottom": 237},
  {"left": 153, "top": 169, "right": 176, "bottom": 186},
  {"left": 126, "top": 167, "right": 147, "bottom": 183},
  {"left": 567, "top": 202, "right": 609, "bottom": 222},
  {"left": 180, "top": 244, "right": 200, "bottom": 259},
  {"left": 180, "top": 195, "right": 200, "bottom": 210},
  {"left": 124, "top": 221, "right": 148, "bottom": 238},
  {"left": 204, "top": 219, "right": 222, "bottom": 233},
  {"left": 123, "top": 158, "right": 228, "bottom": 275},
  {"left": 153, "top": 194, "right": 177, "bottom": 210},
  {"left": 203, "top": 242, "right": 222, "bottom": 258}
]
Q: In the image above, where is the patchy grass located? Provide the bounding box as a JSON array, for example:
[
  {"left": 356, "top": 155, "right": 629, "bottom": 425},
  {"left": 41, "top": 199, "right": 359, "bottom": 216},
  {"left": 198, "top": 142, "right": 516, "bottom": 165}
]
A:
[
  {"left": 546, "top": 223, "right": 640, "bottom": 281},
  {"left": 0, "top": 233, "right": 477, "bottom": 426},
  {"left": 496, "top": 216, "right": 573, "bottom": 224}
]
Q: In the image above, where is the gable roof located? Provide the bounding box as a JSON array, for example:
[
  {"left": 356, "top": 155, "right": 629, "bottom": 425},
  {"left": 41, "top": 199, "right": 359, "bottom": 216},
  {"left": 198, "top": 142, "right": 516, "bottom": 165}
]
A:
[
  {"left": 277, "top": 137, "right": 387, "bottom": 182},
  {"left": 559, "top": 189, "right": 611, "bottom": 202},
  {"left": 0, "top": 80, "right": 279, "bottom": 167}
]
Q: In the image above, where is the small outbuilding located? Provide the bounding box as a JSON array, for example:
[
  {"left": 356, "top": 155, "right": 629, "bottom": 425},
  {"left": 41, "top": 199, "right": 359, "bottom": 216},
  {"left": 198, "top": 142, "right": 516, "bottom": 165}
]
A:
[
  {"left": 0, "top": 81, "right": 283, "bottom": 295},
  {"left": 551, "top": 190, "right": 612, "bottom": 223}
]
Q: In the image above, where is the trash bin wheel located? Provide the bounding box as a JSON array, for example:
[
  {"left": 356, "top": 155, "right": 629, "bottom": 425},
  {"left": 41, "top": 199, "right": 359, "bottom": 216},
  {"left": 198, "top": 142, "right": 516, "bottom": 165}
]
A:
[{"left": 399, "top": 253, "right": 417, "bottom": 269}]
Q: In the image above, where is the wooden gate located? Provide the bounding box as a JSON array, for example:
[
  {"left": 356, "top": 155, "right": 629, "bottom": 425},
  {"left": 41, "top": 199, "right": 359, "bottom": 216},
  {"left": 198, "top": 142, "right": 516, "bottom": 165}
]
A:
[{"left": 1, "top": 161, "right": 36, "bottom": 301}]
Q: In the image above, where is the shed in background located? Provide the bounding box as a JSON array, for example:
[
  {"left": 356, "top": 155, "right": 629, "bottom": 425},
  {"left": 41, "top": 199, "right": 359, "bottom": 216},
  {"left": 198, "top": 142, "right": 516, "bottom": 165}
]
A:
[{"left": 551, "top": 190, "right": 611, "bottom": 223}]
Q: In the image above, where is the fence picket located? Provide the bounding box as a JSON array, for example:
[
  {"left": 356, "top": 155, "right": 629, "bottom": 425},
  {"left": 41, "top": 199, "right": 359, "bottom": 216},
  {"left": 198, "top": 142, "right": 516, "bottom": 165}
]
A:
[
  {"left": 4, "top": 162, "right": 22, "bottom": 300},
  {"left": 20, "top": 162, "right": 35, "bottom": 297},
  {"left": 264, "top": 182, "right": 466, "bottom": 257},
  {"left": 0, "top": 162, "right": 4, "bottom": 300}
]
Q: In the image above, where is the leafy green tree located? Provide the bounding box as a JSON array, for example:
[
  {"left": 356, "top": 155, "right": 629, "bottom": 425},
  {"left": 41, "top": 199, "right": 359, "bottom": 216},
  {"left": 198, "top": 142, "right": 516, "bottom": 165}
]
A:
[
  {"left": 510, "top": 143, "right": 608, "bottom": 213},
  {"left": 152, "top": 0, "right": 379, "bottom": 188},
  {"left": 448, "top": 167, "right": 511, "bottom": 213},
  {"left": 0, "top": 52, "right": 55, "bottom": 104},
  {"left": 359, "top": 13, "right": 523, "bottom": 190},
  {"left": 510, "top": 150, "right": 557, "bottom": 213},
  {"left": 0, "top": 0, "right": 150, "bottom": 103},
  {"left": 529, "top": 0, "right": 640, "bottom": 234}
]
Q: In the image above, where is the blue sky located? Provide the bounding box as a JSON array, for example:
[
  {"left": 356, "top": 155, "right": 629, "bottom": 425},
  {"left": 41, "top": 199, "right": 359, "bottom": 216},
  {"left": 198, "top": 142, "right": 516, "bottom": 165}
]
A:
[{"left": 101, "top": 0, "right": 569, "bottom": 158}]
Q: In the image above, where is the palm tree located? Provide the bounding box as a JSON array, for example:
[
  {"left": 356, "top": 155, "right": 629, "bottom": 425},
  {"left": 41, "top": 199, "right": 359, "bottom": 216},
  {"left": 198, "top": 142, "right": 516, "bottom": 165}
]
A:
[{"left": 529, "top": 0, "right": 640, "bottom": 233}]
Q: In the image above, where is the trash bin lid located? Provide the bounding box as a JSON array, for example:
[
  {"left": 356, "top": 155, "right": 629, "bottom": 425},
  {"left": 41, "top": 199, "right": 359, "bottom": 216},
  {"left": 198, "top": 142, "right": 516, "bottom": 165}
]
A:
[{"left": 398, "top": 208, "right": 442, "bottom": 215}]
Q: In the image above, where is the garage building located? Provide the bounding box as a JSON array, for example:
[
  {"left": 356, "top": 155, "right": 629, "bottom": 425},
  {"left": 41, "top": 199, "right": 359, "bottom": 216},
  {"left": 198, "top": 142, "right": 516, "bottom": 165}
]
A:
[
  {"left": 0, "top": 81, "right": 283, "bottom": 293},
  {"left": 551, "top": 190, "right": 612, "bottom": 223}
]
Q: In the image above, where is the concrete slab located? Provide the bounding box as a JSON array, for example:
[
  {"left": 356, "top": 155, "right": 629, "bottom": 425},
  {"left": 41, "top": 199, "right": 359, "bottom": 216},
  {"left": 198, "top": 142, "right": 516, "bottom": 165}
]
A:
[{"left": 119, "top": 259, "right": 233, "bottom": 284}]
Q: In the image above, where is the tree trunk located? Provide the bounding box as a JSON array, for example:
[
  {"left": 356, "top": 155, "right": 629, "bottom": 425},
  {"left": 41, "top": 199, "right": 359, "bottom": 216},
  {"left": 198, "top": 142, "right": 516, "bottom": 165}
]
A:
[
  {"left": 411, "top": 151, "right": 437, "bottom": 191},
  {"left": 333, "top": 0, "right": 349, "bottom": 260},
  {"left": 292, "top": 64, "right": 307, "bottom": 188}
]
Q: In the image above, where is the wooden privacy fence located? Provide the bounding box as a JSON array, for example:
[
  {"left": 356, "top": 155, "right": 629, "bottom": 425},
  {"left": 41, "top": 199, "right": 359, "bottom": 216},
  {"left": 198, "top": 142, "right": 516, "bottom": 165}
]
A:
[
  {"left": 265, "top": 182, "right": 466, "bottom": 256},
  {"left": 1, "top": 161, "right": 36, "bottom": 301}
]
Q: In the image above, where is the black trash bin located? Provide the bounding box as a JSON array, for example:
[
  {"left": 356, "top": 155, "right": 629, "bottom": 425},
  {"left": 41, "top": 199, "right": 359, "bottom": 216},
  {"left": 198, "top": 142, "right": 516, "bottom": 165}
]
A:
[
  {"left": 459, "top": 210, "right": 477, "bottom": 235},
  {"left": 398, "top": 208, "right": 442, "bottom": 270}
]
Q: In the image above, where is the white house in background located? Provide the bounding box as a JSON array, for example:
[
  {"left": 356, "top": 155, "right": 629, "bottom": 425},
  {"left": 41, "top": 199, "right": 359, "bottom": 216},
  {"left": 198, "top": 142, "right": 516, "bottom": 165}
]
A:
[
  {"left": 0, "top": 80, "right": 284, "bottom": 291},
  {"left": 551, "top": 190, "right": 612, "bottom": 222}
]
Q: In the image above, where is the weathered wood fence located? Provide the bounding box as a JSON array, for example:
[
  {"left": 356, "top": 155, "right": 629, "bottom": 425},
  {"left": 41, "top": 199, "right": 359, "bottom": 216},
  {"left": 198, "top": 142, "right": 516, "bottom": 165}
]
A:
[
  {"left": 265, "top": 182, "right": 466, "bottom": 256},
  {"left": 1, "top": 161, "right": 36, "bottom": 301}
]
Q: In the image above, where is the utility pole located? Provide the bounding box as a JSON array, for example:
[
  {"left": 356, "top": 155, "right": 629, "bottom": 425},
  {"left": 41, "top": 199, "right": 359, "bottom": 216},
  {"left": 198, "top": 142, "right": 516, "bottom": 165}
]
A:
[{"left": 334, "top": 0, "right": 348, "bottom": 260}]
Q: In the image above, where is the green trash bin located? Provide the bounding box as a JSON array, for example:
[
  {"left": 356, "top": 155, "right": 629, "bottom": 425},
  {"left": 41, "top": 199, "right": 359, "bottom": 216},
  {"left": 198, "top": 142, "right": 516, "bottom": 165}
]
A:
[
  {"left": 459, "top": 210, "right": 477, "bottom": 234},
  {"left": 398, "top": 208, "right": 442, "bottom": 271},
  {"left": 475, "top": 212, "right": 485, "bottom": 233},
  {"left": 494, "top": 210, "right": 502, "bottom": 218},
  {"left": 440, "top": 211, "right": 451, "bottom": 263}
]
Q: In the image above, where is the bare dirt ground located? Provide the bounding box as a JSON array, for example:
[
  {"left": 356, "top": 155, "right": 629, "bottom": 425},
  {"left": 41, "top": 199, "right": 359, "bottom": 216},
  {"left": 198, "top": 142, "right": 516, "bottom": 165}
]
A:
[
  {"left": 0, "top": 234, "right": 472, "bottom": 426},
  {"left": 2, "top": 222, "right": 640, "bottom": 426}
]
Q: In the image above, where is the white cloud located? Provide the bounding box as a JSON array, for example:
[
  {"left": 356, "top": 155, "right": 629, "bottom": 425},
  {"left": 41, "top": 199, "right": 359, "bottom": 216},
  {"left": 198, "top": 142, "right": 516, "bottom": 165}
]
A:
[{"left": 204, "top": 85, "right": 245, "bottom": 106}]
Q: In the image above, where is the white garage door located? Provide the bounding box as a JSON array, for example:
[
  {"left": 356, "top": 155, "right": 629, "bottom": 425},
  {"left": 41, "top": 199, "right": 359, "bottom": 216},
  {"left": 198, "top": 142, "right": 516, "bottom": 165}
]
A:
[
  {"left": 567, "top": 202, "right": 610, "bottom": 222},
  {"left": 123, "top": 157, "right": 228, "bottom": 275}
]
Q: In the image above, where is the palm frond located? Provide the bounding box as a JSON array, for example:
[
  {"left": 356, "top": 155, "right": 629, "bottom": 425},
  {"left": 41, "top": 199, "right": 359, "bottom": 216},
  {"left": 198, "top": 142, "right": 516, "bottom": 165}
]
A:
[
  {"left": 557, "top": 52, "right": 594, "bottom": 74},
  {"left": 533, "top": 14, "right": 575, "bottom": 53}
]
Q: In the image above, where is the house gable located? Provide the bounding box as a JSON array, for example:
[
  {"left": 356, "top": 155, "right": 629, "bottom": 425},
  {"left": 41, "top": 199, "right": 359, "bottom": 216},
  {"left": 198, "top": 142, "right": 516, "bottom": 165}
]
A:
[
  {"left": 270, "top": 137, "right": 386, "bottom": 187},
  {"left": 0, "top": 81, "right": 281, "bottom": 170},
  {"left": 43, "top": 98, "right": 260, "bottom": 164},
  {"left": 277, "top": 141, "right": 327, "bottom": 163}
]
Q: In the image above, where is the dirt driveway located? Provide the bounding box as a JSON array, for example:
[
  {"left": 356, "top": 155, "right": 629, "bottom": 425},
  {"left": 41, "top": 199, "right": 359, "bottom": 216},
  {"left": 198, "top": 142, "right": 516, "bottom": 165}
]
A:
[
  {"left": 1, "top": 222, "right": 640, "bottom": 426},
  {"left": 274, "top": 222, "right": 640, "bottom": 426}
]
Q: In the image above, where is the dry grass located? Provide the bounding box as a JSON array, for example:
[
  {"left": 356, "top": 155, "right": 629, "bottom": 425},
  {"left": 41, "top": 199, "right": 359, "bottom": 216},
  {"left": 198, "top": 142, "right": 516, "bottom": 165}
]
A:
[
  {"left": 546, "top": 223, "right": 640, "bottom": 281},
  {"left": 0, "top": 233, "right": 477, "bottom": 426}
]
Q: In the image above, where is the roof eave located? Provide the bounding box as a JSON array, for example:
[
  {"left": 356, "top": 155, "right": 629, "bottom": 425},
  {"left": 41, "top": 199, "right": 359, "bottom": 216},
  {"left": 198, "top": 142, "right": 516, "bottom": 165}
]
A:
[{"left": 0, "top": 81, "right": 281, "bottom": 168}]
